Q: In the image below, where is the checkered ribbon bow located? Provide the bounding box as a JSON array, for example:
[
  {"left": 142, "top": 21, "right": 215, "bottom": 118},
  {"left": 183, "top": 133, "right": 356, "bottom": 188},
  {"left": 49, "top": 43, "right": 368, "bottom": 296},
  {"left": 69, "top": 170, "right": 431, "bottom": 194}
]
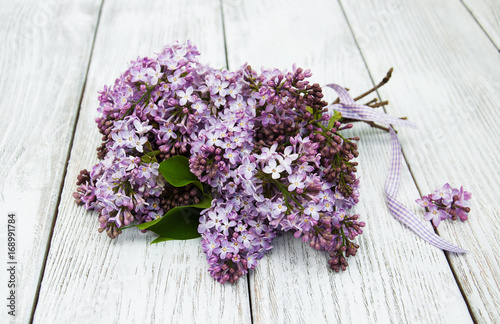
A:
[{"left": 325, "top": 84, "right": 467, "bottom": 253}]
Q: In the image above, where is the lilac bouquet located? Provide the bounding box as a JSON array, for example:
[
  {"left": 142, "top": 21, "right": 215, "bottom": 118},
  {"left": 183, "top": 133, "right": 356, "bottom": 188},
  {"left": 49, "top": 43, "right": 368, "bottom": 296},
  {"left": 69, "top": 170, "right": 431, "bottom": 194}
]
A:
[{"left": 74, "top": 41, "right": 365, "bottom": 284}]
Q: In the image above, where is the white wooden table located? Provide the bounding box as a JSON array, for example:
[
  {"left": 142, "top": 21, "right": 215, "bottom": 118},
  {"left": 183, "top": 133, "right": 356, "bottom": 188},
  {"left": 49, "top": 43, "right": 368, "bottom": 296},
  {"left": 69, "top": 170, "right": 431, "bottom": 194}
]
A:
[{"left": 1, "top": 1, "right": 499, "bottom": 323}]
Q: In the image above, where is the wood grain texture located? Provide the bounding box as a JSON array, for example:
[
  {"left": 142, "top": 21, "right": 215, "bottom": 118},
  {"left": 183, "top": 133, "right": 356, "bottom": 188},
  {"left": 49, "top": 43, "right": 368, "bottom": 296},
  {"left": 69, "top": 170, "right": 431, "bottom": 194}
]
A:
[
  {"left": 340, "top": 0, "right": 500, "bottom": 322},
  {"left": 0, "top": 0, "right": 102, "bottom": 323},
  {"left": 32, "top": 1, "right": 251, "bottom": 323},
  {"left": 222, "top": 0, "right": 473, "bottom": 323},
  {"left": 462, "top": 0, "right": 500, "bottom": 50}
]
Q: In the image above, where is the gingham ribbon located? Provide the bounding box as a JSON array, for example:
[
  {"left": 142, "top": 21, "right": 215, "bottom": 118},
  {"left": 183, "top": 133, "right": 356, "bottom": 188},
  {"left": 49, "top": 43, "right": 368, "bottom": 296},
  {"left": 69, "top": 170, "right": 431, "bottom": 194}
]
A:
[{"left": 325, "top": 84, "right": 467, "bottom": 253}]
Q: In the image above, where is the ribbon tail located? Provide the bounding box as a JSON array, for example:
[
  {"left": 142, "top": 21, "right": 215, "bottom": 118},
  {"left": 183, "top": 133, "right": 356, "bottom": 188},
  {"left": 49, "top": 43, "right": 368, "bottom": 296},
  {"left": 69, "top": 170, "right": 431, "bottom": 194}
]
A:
[{"left": 386, "top": 195, "right": 467, "bottom": 253}]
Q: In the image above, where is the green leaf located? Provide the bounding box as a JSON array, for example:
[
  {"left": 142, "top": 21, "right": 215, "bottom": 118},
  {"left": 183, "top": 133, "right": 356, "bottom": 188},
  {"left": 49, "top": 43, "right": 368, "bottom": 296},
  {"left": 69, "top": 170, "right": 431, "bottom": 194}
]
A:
[
  {"left": 150, "top": 236, "right": 174, "bottom": 244},
  {"left": 136, "top": 191, "right": 212, "bottom": 239},
  {"left": 327, "top": 110, "right": 342, "bottom": 129},
  {"left": 159, "top": 155, "right": 204, "bottom": 193},
  {"left": 143, "top": 206, "right": 202, "bottom": 240},
  {"left": 134, "top": 155, "right": 214, "bottom": 241},
  {"left": 305, "top": 106, "right": 314, "bottom": 114},
  {"left": 137, "top": 217, "right": 162, "bottom": 230}
]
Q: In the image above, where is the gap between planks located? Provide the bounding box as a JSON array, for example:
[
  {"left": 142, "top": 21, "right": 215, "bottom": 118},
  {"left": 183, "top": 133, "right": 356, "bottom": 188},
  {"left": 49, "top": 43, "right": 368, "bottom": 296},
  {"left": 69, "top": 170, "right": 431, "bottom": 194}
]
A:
[
  {"left": 459, "top": 0, "right": 500, "bottom": 52},
  {"left": 28, "top": 1, "right": 106, "bottom": 323}
]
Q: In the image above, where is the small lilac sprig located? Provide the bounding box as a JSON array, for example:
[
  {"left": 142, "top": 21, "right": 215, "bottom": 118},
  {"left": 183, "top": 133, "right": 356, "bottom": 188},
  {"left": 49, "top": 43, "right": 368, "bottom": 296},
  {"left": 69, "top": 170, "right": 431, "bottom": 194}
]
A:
[{"left": 416, "top": 183, "right": 472, "bottom": 227}]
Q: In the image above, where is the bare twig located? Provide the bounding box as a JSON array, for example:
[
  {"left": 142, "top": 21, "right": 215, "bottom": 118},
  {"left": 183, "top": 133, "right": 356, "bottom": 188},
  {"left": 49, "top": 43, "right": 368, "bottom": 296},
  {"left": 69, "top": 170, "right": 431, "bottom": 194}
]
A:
[
  {"left": 343, "top": 118, "right": 393, "bottom": 132},
  {"left": 365, "top": 121, "right": 393, "bottom": 133},
  {"left": 353, "top": 68, "right": 393, "bottom": 102},
  {"left": 364, "top": 98, "right": 378, "bottom": 106},
  {"left": 368, "top": 100, "right": 389, "bottom": 108},
  {"left": 342, "top": 118, "right": 408, "bottom": 133}
]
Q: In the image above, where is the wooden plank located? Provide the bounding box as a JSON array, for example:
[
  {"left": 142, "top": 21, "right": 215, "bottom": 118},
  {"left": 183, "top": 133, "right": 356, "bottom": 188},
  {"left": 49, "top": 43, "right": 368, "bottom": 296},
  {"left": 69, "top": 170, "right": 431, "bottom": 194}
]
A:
[
  {"left": 32, "top": 0, "right": 252, "bottom": 323},
  {"left": 462, "top": 0, "right": 500, "bottom": 50},
  {"left": 0, "top": 1, "right": 102, "bottom": 323},
  {"left": 222, "top": 0, "right": 473, "bottom": 323},
  {"left": 340, "top": 0, "right": 500, "bottom": 322}
]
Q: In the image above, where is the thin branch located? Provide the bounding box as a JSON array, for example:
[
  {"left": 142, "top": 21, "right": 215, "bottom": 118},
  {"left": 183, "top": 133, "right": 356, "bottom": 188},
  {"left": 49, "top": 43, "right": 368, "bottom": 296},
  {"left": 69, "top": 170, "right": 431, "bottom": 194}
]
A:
[
  {"left": 365, "top": 121, "right": 393, "bottom": 133},
  {"left": 342, "top": 118, "right": 398, "bottom": 133},
  {"left": 364, "top": 98, "right": 378, "bottom": 106},
  {"left": 368, "top": 100, "right": 389, "bottom": 108},
  {"left": 353, "top": 68, "right": 393, "bottom": 102}
]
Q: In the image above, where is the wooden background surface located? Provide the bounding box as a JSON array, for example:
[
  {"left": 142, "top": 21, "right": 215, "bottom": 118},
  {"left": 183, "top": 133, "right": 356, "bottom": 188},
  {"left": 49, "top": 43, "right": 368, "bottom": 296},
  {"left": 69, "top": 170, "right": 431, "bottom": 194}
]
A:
[{"left": 1, "top": 0, "right": 499, "bottom": 323}]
